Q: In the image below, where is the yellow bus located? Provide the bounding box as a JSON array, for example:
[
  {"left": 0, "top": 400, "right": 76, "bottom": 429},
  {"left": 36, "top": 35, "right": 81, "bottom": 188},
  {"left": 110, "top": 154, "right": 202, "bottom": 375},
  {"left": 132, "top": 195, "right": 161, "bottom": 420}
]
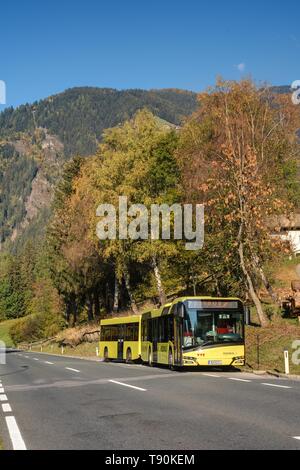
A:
[
  {"left": 99, "top": 297, "right": 245, "bottom": 368},
  {"left": 99, "top": 315, "right": 141, "bottom": 362},
  {"left": 141, "top": 297, "right": 245, "bottom": 368}
]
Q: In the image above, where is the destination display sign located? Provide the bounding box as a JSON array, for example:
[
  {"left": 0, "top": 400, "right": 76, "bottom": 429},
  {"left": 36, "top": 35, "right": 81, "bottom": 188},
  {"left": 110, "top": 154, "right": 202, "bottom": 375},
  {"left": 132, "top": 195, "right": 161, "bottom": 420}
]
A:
[{"left": 187, "top": 300, "right": 239, "bottom": 310}]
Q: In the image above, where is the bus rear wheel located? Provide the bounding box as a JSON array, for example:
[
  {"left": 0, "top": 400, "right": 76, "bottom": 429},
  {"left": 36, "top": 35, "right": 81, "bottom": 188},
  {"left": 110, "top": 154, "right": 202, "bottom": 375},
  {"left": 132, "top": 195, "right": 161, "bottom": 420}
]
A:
[
  {"left": 148, "top": 348, "right": 153, "bottom": 367},
  {"left": 168, "top": 348, "right": 174, "bottom": 370},
  {"left": 126, "top": 348, "right": 132, "bottom": 364},
  {"left": 104, "top": 347, "right": 109, "bottom": 362}
]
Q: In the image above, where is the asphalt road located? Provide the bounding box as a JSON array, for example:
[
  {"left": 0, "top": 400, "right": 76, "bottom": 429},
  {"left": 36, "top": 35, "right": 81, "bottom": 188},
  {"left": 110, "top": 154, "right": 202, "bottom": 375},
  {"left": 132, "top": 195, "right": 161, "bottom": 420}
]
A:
[{"left": 0, "top": 349, "right": 300, "bottom": 450}]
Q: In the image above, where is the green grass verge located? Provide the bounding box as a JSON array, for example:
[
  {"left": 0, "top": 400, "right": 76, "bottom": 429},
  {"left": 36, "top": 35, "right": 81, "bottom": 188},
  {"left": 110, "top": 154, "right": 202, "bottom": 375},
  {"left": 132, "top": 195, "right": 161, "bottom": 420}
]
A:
[{"left": 244, "top": 318, "right": 300, "bottom": 375}]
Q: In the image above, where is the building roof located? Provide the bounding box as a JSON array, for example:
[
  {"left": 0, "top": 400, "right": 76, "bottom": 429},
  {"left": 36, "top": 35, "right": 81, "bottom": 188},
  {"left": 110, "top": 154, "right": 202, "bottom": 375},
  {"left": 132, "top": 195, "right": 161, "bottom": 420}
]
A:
[{"left": 268, "top": 214, "right": 300, "bottom": 231}]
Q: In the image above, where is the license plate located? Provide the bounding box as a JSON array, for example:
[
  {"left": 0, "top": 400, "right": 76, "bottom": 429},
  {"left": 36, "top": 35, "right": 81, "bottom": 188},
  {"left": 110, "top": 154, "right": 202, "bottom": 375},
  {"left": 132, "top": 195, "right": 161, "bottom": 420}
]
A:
[{"left": 208, "top": 360, "right": 222, "bottom": 365}]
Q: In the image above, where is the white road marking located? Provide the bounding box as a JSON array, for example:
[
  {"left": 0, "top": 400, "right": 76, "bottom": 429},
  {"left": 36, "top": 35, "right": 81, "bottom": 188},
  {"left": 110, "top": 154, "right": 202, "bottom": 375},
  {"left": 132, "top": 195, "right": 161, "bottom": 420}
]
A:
[
  {"left": 44, "top": 361, "right": 54, "bottom": 365},
  {"left": 2, "top": 403, "right": 12, "bottom": 413},
  {"left": 0, "top": 394, "right": 8, "bottom": 401},
  {"left": 293, "top": 436, "right": 300, "bottom": 441},
  {"left": 0, "top": 387, "right": 4, "bottom": 393},
  {"left": 33, "top": 358, "right": 39, "bottom": 361},
  {"left": 109, "top": 380, "right": 147, "bottom": 392},
  {"left": 65, "top": 367, "right": 80, "bottom": 373},
  {"left": 202, "top": 373, "right": 221, "bottom": 378},
  {"left": 261, "top": 383, "right": 291, "bottom": 389},
  {"left": 24, "top": 356, "right": 29, "bottom": 359},
  {"left": 228, "top": 377, "right": 252, "bottom": 383},
  {"left": 5, "top": 416, "right": 27, "bottom": 450}
]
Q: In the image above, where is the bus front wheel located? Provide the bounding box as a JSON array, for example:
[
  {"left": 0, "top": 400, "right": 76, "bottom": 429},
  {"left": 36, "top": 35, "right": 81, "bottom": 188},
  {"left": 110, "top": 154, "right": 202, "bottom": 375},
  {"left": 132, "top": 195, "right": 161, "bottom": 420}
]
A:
[{"left": 168, "top": 348, "right": 174, "bottom": 370}]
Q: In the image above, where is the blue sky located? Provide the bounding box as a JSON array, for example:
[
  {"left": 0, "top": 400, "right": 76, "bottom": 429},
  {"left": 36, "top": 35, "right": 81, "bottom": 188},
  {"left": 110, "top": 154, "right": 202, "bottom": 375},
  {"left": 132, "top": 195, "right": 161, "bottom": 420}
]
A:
[{"left": 0, "top": 0, "right": 299, "bottom": 109}]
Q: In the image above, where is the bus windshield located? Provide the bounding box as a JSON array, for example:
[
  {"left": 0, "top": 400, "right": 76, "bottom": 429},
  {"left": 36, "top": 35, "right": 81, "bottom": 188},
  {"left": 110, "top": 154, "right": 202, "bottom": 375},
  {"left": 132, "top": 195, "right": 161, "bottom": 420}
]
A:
[{"left": 183, "top": 307, "right": 244, "bottom": 350}]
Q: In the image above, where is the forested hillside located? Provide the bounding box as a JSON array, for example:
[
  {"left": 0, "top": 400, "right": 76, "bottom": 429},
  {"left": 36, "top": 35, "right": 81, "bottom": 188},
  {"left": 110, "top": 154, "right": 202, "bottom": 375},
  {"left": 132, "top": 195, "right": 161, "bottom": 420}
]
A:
[
  {"left": 0, "top": 87, "right": 197, "bottom": 156},
  {"left": 0, "top": 87, "right": 197, "bottom": 248}
]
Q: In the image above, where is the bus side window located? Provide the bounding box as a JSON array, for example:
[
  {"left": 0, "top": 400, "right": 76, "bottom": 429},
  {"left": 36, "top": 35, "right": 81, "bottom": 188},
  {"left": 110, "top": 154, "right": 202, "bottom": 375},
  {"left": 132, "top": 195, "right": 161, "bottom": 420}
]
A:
[
  {"left": 125, "top": 324, "right": 130, "bottom": 341},
  {"left": 158, "top": 317, "right": 162, "bottom": 342},
  {"left": 147, "top": 319, "right": 153, "bottom": 342},
  {"left": 142, "top": 320, "right": 146, "bottom": 341},
  {"left": 102, "top": 326, "right": 111, "bottom": 341},
  {"left": 133, "top": 324, "right": 138, "bottom": 341},
  {"left": 153, "top": 319, "right": 158, "bottom": 342},
  {"left": 163, "top": 316, "right": 168, "bottom": 342},
  {"left": 126, "top": 323, "right": 139, "bottom": 341},
  {"left": 159, "top": 316, "right": 168, "bottom": 342},
  {"left": 168, "top": 316, "right": 174, "bottom": 342},
  {"left": 111, "top": 326, "right": 118, "bottom": 341}
]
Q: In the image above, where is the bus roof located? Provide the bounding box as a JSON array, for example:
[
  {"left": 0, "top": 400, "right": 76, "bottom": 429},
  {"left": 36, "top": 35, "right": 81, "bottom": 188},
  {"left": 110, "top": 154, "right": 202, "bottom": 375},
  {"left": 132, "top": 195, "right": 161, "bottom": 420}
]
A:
[
  {"left": 142, "top": 297, "right": 243, "bottom": 319},
  {"left": 101, "top": 297, "right": 243, "bottom": 324},
  {"left": 100, "top": 315, "right": 141, "bottom": 326}
]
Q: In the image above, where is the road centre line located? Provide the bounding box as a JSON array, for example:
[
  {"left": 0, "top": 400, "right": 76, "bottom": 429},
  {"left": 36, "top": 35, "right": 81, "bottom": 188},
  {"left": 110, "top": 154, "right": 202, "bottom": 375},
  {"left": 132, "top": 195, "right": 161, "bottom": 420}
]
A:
[
  {"left": 228, "top": 377, "right": 252, "bottom": 383},
  {"left": 261, "top": 383, "right": 292, "bottom": 389},
  {"left": 2, "top": 403, "right": 12, "bottom": 413},
  {"left": 202, "top": 373, "right": 221, "bottom": 378},
  {"left": 109, "top": 380, "right": 147, "bottom": 392},
  {"left": 5, "top": 416, "right": 27, "bottom": 450},
  {"left": 65, "top": 367, "right": 80, "bottom": 373},
  {"left": 44, "top": 361, "right": 54, "bottom": 365}
]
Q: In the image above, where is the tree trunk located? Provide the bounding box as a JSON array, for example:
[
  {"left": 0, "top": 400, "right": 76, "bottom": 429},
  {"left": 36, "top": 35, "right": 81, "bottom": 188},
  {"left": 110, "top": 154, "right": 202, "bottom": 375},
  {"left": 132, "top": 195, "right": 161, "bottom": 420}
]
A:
[
  {"left": 152, "top": 256, "right": 167, "bottom": 306},
  {"left": 238, "top": 242, "right": 269, "bottom": 327},
  {"left": 123, "top": 269, "right": 139, "bottom": 314},
  {"left": 113, "top": 275, "right": 119, "bottom": 313},
  {"left": 87, "top": 293, "right": 94, "bottom": 322},
  {"left": 93, "top": 288, "right": 100, "bottom": 318},
  {"left": 65, "top": 301, "right": 72, "bottom": 326},
  {"left": 252, "top": 254, "right": 278, "bottom": 303},
  {"left": 105, "top": 282, "right": 110, "bottom": 312},
  {"left": 214, "top": 277, "right": 222, "bottom": 296},
  {"left": 71, "top": 296, "right": 78, "bottom": 327}
]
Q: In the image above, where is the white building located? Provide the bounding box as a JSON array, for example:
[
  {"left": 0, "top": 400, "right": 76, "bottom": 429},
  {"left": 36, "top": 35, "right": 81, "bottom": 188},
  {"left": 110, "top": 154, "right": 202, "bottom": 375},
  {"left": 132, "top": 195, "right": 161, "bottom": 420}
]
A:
[{"left": 270, "top": 215, "right": 300, "bottom": 255}]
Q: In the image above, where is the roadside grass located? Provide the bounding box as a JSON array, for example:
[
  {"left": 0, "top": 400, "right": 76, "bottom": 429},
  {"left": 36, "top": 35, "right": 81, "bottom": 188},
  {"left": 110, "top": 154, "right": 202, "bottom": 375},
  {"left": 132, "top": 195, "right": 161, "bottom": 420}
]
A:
[
  {"left": 244, "top": 318, "right": 300, "bottom": 375},
  {"left": 269, "top": 255, "right": 300, "bottom": 289},
  {"left": 0, "top": 319, "right": 18, "bottom": 348},
  {"left": 29, "top": 341, "right": 99, "bottom": 359}
]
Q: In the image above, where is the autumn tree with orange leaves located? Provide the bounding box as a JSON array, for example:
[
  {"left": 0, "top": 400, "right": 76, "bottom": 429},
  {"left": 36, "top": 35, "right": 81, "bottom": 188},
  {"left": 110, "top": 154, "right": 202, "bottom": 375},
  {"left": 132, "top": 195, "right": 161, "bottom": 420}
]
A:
[{"left": 178, "top": 79, "right": 300, "bottom": 327}]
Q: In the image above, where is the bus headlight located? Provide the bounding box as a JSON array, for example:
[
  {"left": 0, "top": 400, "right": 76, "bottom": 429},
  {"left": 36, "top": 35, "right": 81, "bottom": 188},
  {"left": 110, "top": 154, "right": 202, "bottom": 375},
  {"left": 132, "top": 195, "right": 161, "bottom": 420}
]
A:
[
  {"left": 233, "top": 356, "right": 244, "bottom": 364},
  {"left": 183, "top": 356, "right": 198, "bottom": 364}
]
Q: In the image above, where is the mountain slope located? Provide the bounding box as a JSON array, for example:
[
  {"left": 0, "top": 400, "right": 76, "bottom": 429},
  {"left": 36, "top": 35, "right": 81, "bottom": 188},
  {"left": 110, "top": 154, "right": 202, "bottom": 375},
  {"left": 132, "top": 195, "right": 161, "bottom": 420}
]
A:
[
  {"left": 0, "top": 87, "right": 198, "bottom": 248},
  {"left": 0, "top": 87, "right": 197, "bottom": 156}
]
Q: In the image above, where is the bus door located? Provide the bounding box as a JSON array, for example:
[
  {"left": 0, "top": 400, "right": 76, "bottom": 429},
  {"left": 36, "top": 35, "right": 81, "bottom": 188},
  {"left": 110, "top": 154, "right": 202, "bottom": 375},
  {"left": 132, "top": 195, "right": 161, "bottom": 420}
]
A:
[
  {"left": 174, "top": 309, "right": 183, "bottom": 367},
  {"left": 152, "top": 318, "right": 158, "bottom": 363},
  {"left": 117, "top": 325, "right": 124, "bottom": 360},
  {"left": 117, "top": 339, "right": 124, "bottom": 360}
]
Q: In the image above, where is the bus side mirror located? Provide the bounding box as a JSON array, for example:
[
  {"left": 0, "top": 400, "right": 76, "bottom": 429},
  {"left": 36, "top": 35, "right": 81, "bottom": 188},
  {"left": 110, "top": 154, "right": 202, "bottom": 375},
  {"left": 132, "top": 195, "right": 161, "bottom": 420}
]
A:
[
  {"left": 178, "top": 304, "right": 185, "bottom": 318},
  {"left": 244, "top": 306, "right": 250, "bottom": 325}
]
